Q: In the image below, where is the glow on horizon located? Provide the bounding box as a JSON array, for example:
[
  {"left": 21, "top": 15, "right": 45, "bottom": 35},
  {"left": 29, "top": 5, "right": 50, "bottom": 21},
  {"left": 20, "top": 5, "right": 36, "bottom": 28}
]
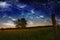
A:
[{"left": 1, "top": 20, "right": 52, "bottom": 28}]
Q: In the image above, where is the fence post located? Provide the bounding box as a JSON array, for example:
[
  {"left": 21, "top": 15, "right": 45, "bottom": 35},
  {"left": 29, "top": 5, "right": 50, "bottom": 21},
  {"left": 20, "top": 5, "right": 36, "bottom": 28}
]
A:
[{"left": 51, "top": 14, "right": 58, "bottom": 40}]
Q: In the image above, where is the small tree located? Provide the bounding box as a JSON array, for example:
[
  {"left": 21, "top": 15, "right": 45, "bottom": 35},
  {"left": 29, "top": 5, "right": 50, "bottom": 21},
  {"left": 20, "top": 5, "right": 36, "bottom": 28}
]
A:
[
  {"left": 14, "top": 18, "right": 27, "bottom": 28},
  {"left": 20, "top": 18, "right": 27, "bottom": 28}
]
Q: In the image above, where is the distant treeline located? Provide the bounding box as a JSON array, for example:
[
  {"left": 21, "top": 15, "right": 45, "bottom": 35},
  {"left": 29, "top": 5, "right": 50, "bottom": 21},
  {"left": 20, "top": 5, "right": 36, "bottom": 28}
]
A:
[{"left": 0, "top": 25, "right": 60, "bottom": 30}]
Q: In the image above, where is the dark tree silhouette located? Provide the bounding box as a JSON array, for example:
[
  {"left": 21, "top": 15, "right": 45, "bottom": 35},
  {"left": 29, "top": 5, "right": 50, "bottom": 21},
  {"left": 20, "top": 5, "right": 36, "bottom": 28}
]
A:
[
  {"left": 14, "top": 18, "right": 27, "bottom": 28},
  {"left": 14, "top": 19, "right": 21, "bottom": 28},
  {"left": 20, "top": 18, "right": 27, "bottom": 28},
  {"left": 51, "top": 14, "right": 58, "bottom": 40}
]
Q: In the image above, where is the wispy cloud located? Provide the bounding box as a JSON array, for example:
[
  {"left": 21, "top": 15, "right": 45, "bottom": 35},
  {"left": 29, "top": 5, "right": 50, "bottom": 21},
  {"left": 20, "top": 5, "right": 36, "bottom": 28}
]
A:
[
  {"left": 17, "top": 4, "right": 26, "bottom": 8},
  {"left": 2, "top": 20, "right": 15, "bottom": 26}
]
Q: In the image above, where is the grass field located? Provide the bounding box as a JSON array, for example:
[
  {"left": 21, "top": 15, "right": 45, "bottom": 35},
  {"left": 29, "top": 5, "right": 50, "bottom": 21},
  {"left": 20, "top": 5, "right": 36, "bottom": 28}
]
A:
[{"left": 0, "top": 27, "right": 60, "bottom": 40}]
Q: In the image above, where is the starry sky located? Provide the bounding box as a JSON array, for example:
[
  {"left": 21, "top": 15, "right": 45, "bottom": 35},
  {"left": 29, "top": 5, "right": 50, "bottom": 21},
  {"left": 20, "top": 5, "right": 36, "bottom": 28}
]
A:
[{"left": 0, "top": 0, "right": 60, "bottom": 28}]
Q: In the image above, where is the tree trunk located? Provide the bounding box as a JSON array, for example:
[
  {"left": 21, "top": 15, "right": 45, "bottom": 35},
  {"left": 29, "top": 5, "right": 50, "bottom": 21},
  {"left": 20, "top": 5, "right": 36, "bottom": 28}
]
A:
[{"left": 51, "top": 14, "right": 58, "bottom": 40}]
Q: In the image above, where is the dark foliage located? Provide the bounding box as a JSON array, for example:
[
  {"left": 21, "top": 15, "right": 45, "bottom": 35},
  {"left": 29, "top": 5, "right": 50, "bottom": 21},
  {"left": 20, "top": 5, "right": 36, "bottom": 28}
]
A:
[{"left": 14, "top": 18, "right": 27, "bottom": 28}]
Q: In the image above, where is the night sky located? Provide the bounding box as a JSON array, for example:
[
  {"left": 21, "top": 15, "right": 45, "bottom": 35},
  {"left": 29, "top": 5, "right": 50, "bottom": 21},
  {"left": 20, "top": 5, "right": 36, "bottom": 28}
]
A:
[{"left": 0, "top": 0, "right": 60, "bottom": 28}]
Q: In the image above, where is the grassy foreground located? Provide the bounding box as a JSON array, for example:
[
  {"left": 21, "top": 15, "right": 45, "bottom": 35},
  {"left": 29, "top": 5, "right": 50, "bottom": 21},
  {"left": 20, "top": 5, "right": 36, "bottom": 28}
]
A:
[{"left": 0, "top": 27, "right": 60, "bottom": 40}]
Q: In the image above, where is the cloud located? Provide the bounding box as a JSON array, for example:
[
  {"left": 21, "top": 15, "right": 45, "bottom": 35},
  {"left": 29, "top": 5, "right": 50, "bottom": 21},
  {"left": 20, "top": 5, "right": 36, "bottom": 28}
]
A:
[
  {"left": 40, "top": 15, "right": 44, "bottom": 18},
  {"left": 0, "top": 2, "right": 11, "bottom": 8},
  {"left": 9, "top": 16, "right": 16, "bottom": 21},
  {"left": 31, "top": 9, "right": 35, "bottom": 14},
  {"left": 36, "top": 16, "right": 40, "bottom": 18},
  {"left": 27, "top": 21, "right": 34, "bottom": 25},
  {"left": 2, "top": 14, "right": 7, "bottom": 18},
  {"left": 3, "top": 20, "right": 15, "bottom": 26},
  {"left": 17, "top": 4, "right": 26, "bottom": 8}
]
